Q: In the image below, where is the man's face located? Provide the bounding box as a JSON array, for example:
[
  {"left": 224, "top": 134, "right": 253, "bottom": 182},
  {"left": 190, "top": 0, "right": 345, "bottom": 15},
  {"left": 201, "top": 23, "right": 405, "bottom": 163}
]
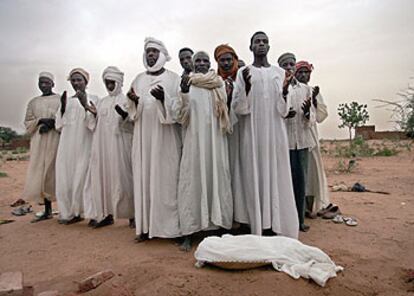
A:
[
  {"left": 38, "top": 77, "right": 54, "bottom": 95},
  {"left": 70, "top": 73, "right": 87, "bottom": 92},
  {"left": 279, "top": 57, "right": 296, "bottom": 74},
  {"left": 179, "top": 50, "right": 193, "bottom": 72},
  {"left": 250, "top": 33, "right": 270, "bottom": 57},
  {"left": 194, "top": 53, "right": 211, "bottom": 74},
  {"left": 218, "top": 53, "right": 234, "bottom": 73},
  {"left": 295, "top": 68, "right": 311, "bottom": 84},
  {"left": 146, "top": 47, "right": 160, "bottom": 67},
  {"left": 105, "top": 79, "right": 116, "bottom": 92}
]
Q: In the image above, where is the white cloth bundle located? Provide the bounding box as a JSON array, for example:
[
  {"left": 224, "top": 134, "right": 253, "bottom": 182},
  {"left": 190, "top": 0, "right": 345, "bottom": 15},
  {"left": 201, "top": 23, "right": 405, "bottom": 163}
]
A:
[{"left": 194, "top": 234, "right": 343, "bottom": 287}]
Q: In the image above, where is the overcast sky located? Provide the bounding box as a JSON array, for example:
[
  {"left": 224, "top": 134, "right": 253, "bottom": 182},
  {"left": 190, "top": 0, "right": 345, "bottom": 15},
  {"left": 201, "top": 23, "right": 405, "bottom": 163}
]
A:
[{"left": 0, "top": 0, "right": 413, "bottom": 138}]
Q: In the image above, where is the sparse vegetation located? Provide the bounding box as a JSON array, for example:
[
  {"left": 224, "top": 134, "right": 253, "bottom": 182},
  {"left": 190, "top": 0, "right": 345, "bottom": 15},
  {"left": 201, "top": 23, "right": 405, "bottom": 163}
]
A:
[{"left": 338, "top": 101, "right": 370, "bottom": 146}]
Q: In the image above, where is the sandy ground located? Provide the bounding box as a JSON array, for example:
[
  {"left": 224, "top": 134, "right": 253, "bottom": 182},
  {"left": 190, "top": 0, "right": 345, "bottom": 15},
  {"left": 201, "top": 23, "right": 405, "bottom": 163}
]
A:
[{"left": 0, "top": 150, "right": 413, "bottom": 296}]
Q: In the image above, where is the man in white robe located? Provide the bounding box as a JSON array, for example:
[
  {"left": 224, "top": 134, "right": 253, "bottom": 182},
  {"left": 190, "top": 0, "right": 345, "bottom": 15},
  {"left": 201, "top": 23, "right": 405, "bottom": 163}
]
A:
[
  {"left": 83, "top": 66, "right": 134, "bottom": 228},
  {"left": 278, "top": 53, "right": 316, "bottom": 232},
  {"left": 231, "top": 32, "right": 299, "bottom": 239},
  {"left": 23, "top": 72, "right": 60, "bottom": 223},
  {"left": 176, "top": 51, "right": 233, "bottom": 251},
  {"left": 295, "top": 61, "right": 330, "bottom": 215},
  {"left": 128, "top": 37, "right": 181, "bottom": 242},
  {"left": 55, "top": 68, "right": 99, "bottom": 225}
]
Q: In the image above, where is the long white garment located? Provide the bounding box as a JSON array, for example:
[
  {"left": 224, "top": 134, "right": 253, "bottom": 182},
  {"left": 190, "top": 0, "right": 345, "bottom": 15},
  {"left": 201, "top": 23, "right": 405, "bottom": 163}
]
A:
[
  {"left": 306, "top": 92, "right": 330, "bottom": 212},
  {"left": 55, "top": 94, "right": 99, "bottom": 220},
  {"left": 129, "top": 69, "right": 181, "bottom": 238},
  {"left": 23, "top": 94, "right": 60, "bottom": 204},
  {"left": 176, "top": 85, "right": 233, "bottom": 236},
  {"left": 285, "top": 82, "right": 316, "bottom": 150},
  {"left": 83, "top": 94, "right": 134, "bottom": 222},
  {"left": 231, "top": 65, "right": 299, "bottom": 239},
  {"left": 195, "top": 234, "right": 343, "bottom": 287}
]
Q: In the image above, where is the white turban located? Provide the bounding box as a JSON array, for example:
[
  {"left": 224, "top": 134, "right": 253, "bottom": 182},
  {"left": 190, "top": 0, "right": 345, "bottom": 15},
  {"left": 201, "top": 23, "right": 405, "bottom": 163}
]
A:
[
  {"left": 102, "top": 66, "right": 124, "bottom": 96},
  {"left": 143, "top": 37, "right": 171, "bottom": 73},
  {"left": 68, "top": 67, "right": 90, "bottom": 83},
  {"left": 39, "top": 71, "right": 54, "bottom": 82}
]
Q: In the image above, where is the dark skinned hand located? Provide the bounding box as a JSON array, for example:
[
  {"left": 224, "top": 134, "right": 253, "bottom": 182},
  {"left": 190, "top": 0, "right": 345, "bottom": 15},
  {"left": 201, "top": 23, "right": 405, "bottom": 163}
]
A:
[
  {"left": 312, "top": 86, "right": 320, "bottom": 108},
  {"left": 75, "top": 90, "right": 88, "bottom": 108},
  {"left": 225, "top": 78, "right": 234, "bottom": 99},
  {"left": 180, "top": 74, "right": 191, "bottom": 93},
  {"left": 38, "top": 118, "right": 55, "bottom": 129},
  {"left": 86, "top": 101, "right": 97, "bottom": 116},
  {"left": 127, "top": 88, "right": 139, "bottom": 106},
  {"left": 39, "top": 124, "right": 51, "bottom": 134},
  {"left": 115, "top": 104, "right": 128, "bottom": 120},
  {"left": 242, "top": 67, "right": 252, "bottom": 96},
  {"left": 284, "top": 108, "right": 297, "bottom": 119},
  {"left": 150, "top": 85, "right": 165, "bottom": 104},
  {"left": 302, "top": 98, "right": 312, "bottom": 120},
  {"left": 60, "top": 91, "right": 67, "bottom": 115},
  {"left": 282, "top": 71, "right": 294, "bottom": 98}
]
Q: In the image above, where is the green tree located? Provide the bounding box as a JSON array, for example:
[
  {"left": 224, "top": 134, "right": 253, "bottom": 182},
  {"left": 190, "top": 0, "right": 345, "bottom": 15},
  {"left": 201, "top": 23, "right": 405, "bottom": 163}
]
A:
[
  {"left": 0, "top": 126, "right": 19, "bottom": 143},
  {"left": 337, "top": 101, "right": 370, "bottom": 146}
]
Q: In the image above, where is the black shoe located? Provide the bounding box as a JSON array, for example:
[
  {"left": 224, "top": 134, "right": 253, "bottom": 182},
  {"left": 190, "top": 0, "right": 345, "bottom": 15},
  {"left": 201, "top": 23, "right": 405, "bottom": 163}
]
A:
[{"left": 93, "top": 215, "right": 114, "bottom": 229}]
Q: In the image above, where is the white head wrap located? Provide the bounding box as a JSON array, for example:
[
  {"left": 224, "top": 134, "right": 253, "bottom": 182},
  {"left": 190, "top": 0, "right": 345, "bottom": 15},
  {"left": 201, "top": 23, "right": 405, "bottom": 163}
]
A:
[
  {"left": 39, "top": 71, "right": 54, "bottom": 82},
  {"left": 68, "top": 68, "right": 90, "bottom": 83},
  {"left": 102, "top": 66, "right": 124, "bottom": 96},
  {"left": 143, "top": 37, "right": 171, "bottom": 73}
]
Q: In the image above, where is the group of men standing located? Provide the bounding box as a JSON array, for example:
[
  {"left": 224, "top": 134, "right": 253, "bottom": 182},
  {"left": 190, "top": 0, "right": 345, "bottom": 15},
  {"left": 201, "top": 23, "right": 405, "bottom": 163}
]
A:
[{"left": 22, "top": 31, "right": 330, "bottom": 251}]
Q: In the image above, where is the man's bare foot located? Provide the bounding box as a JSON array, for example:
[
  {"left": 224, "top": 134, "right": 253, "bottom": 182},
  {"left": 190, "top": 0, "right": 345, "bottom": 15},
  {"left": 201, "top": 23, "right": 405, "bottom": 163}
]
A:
[
  {"left": 135, "top": 233, "right": 149, "bottom": 243},
  {"left": 179, "top": 237, "right": 192, "bottom": 252},
  {"left": 93, "top": 215, "right": 114, "bottom": 228},
  {"left": 31, "top": 213, "right": 52, "bottom": 223}
]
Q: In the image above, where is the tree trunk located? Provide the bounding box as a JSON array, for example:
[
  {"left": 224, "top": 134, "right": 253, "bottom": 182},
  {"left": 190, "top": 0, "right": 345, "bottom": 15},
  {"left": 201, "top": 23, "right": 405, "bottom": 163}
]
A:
[{"left": 349, "top": 127, "right": 352, "bottom": 147}]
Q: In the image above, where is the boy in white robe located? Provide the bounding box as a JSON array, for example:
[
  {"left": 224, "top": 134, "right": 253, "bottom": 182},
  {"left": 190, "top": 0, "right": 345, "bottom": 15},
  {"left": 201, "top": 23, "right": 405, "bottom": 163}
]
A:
[
  {"left": 128, "top": 37, "right": 181, "bottom": 242},
  {"left": 176, "top": 51, "right": 233, "bottom": 251},
  {"left": 231, "top": 32, "right": 299, "bottom": 239},
  {"left": 55, "top": 68, "right": 99, "bottom": 225},
  {"left": 295, "top": 61, "right": 330, "bottom": 215},
  {"left": 83, "top": 66, "right": 134, "bottom": 228},
  {"left": 24, "top": 72, "right": 60, "bottom": 223}
]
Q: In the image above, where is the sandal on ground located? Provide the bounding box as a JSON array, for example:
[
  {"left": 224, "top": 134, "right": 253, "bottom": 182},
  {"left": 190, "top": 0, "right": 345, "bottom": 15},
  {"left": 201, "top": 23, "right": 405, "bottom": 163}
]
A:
[
  {"left": 10, "top": 198, "right": 26, "bottom": 207},
  {"left": 344, "top": 217, "right": 358, "bottom": 226},
  {"left": 332, "top": 215, "right": 344, "bottom": 224},
  {"left": 322, "top": 206, "right": 341, "bottom": 219},
  {"left": 12, "top": 205, "right": 33, "bottom": 216},
  {"left": 317, "top": 203, "right": 333, "bottom": 217}
]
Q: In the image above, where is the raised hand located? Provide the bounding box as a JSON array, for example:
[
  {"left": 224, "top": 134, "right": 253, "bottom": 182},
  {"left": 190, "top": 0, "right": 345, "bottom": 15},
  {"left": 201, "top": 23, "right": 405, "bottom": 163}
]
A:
[
  {"left": 115, "top": 104, "right": 128, "bottom": 120},
  {"left": 75, "top": 90, "right": 88, "bottom": 108},
  {"left": 60, "top": 91, "right": 67, "bottom": 115},
  {"left": 284, "top": 108, "right": 297, "bottom": 119},
  {"left": 150, "top": 85, "right": 165, "bottom": 104},
  {"left": 312, "top": 86, "right": 320, "bottom": 108},
  {"left": 180, "top": 74, "right": 191, "bottom": 94},
  {"left": 283, "top": 71, "right": 294, "bottom": 96},
  {"left": 86, "top": 100, "right": 97, "bottom": 116},
  {"left": 242, "top": 67, "right": 252, "bottom": 96},
  {"left": 225, "top": 78, "right": 234, "bottom": 99},
  {"left": 127, "top": 88, "right": 139, "bottom": 106},
  {"left": 302, "top": 98, "right": 312, "bottom": 119}
]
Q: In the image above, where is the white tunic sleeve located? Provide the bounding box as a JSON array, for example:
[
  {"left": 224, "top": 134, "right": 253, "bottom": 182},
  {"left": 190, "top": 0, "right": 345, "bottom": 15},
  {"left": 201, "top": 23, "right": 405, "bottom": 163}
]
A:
[
  {"left": 315, "top": 93, "right": 328, "bottom": 123},
  {"left": 24, "top": 100, "right": 39, "bottom": 136}
]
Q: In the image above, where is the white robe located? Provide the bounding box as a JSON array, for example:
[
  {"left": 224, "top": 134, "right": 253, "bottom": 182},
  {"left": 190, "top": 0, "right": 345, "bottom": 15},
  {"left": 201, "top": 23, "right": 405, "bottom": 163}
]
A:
[
  {"left": 55, "top": 94, "right": 99, "bottom": 220},
  {"left": 231, "top": 65, "right": 299, "bottom": 239},
  {"left": 23, "top": 94, "right": 60, "bottom": 204},
  {"left": 306, "top": 92, "right": 330, "bottom": 212},
  {"left": 176, "top": 86, "right": 233, "bottom": 236},
  {"left": 129, "top": 69, "right": 181, "bottom": 238},
  {"left": 83, "top": 94, "right": 134, "bottom": 222}
]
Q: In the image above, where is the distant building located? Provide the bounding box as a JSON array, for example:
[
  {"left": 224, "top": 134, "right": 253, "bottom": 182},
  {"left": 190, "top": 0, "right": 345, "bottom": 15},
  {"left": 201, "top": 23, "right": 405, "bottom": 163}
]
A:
[{"left": 355, "top": 125, "right": 408, "bottom": 140}]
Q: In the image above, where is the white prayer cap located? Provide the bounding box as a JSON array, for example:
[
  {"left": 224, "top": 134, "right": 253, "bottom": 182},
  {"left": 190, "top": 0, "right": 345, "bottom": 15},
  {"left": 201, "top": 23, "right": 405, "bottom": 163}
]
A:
[
  {"left": 144, "top": 37, "right": 171, "bottom": 62},
  {"left": 102, "top": 66, "right": 124, "bottom": 85},
  {"left": 39, "top": 71, "right": 54, "bottom": 82},
  {"left": 68, "top": 67, "right": 90, "bottom": 83}
]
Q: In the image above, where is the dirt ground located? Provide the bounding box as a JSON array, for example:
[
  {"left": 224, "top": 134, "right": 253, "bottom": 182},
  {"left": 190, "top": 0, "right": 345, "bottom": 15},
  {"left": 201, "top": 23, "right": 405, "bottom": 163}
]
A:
[{"left": 0, "top": 148, "right": 413, "bottom": 296}]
